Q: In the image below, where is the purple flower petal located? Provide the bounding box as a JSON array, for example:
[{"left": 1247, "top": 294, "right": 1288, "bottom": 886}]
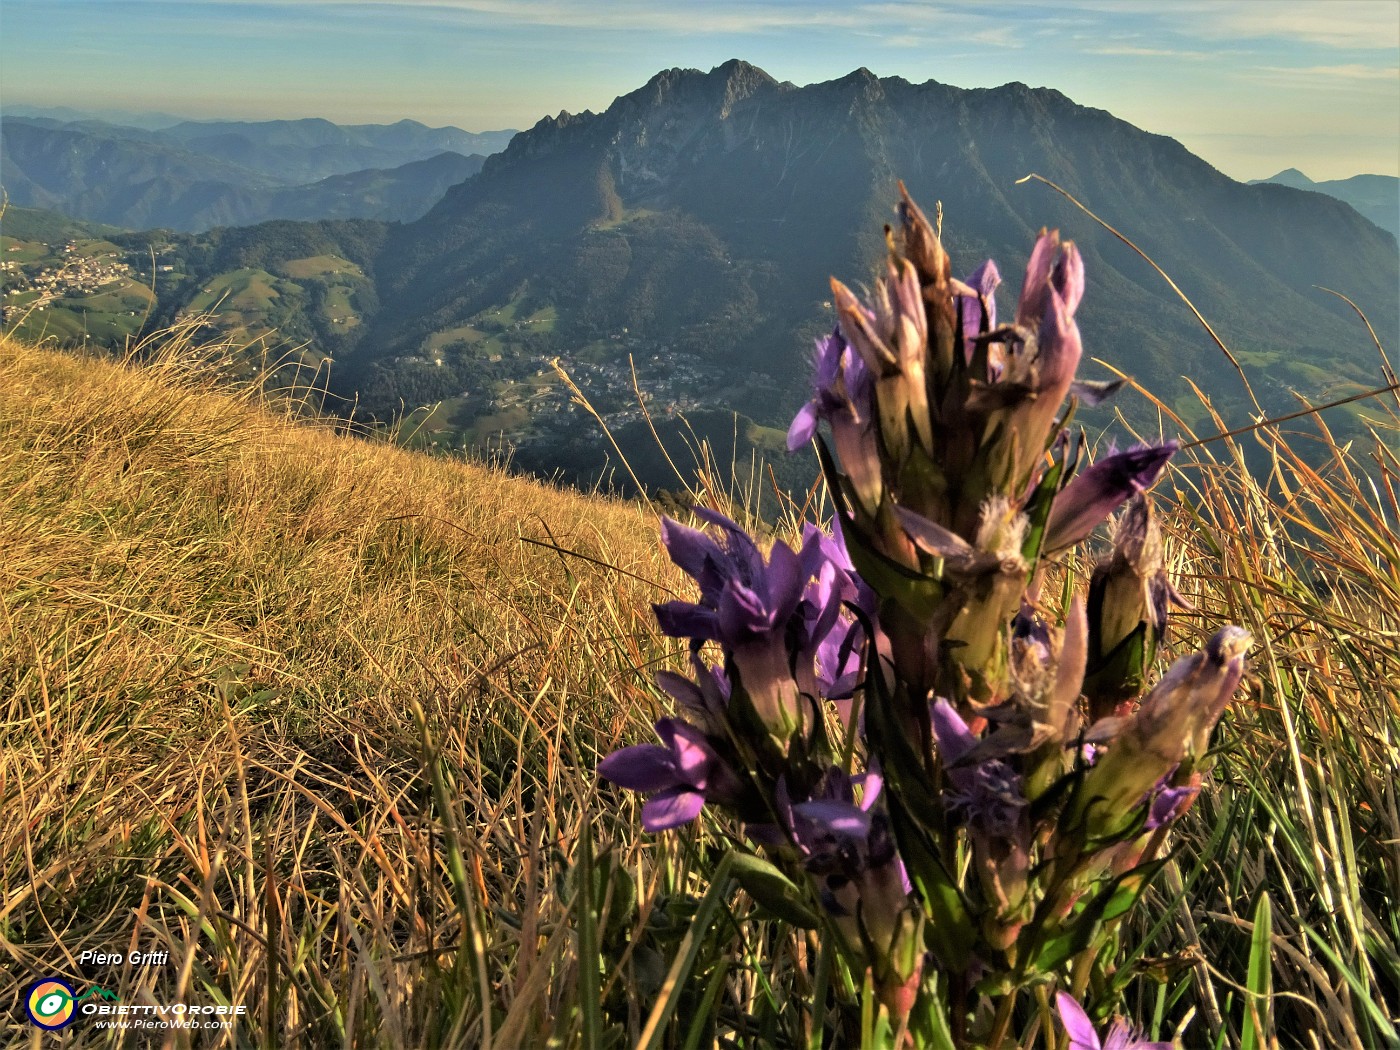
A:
[
  {"left": 1053, "top": 240, "right": 1085, "bottom": 317},
  {"left": 1017, "top": 230, "right": 1061, "bottom": 329},
  {"left": 642, "top": 787, "right": 706, "bottom": 831},
  {"left": 765, "top": 539, "right": 809, "bottom": 624},
  {"left": 931, "top": 698, "right": 977, "bottom": 766},
  {"left": 793, "top": 799, "right": 872, "bottom": 839},
  {"left": 895, "top": 507, "right": 996, "bottom": 575},
  {"left": 652, "top": 600, "right": 720, "bottom": 641},
  {"left": 1036, "top": 282, "right": 1083, "bottom": 402},
  {"left": 655, "top": 670, "right": 705, "bottom": 713},
  {"left": 854, "top": 768, "right": 883, "bottom": 810},
  {"left": 656, "top": 718, "right": 716, "bottom": 788},
  {"left": 959, "top": 258, "right": 1001, "bottom": 359},
  {"left": 659, "top": 516, "right": 725, "bottom": 596},
  {"left": 1142, "top": 784, "right": 1198, "bottom": 834},
  {"left": 717, "top": 582, "right": 771, "bottom": 641},
  {"left": 1056, "top": 992, "right": 1103, "bottom": 1050},
  {"left": 598, "top": 745, "right": 678, "bottom": 792},
  {"left": 787, "top": 402, "right": 819, "bottom": 450},
  {"left": 1043, "top": 443, "right": 1178, "bottom": 554}
]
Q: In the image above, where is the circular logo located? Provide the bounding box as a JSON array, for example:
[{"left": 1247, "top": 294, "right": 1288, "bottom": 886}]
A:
[{"left": 26, "top": 978, "right": 77, "bottom": 1030}]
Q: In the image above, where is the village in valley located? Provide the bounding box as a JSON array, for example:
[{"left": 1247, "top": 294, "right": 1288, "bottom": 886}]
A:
[{"left": 0, "top": 234, "right": 170, "bottom": 344}]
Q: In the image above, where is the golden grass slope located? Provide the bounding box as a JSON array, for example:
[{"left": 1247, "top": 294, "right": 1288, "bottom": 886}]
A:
[{"left": 0, "top": 334, "right": 682, "bottom": 1046}]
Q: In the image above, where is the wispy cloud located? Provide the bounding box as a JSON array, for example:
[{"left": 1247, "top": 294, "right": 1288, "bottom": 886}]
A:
[
  {"left": 1211, "top": 1, "right": 1400, "bottom": 51},
  {"left": 1084, "top": 45, "right": 1217, "bottom": 59},
  {"left": 1249, "top": 63, "right": 1400, "bottom": 82},
  {"left": 1045, "top": 0, "right": 1399, "bottom": 50}
]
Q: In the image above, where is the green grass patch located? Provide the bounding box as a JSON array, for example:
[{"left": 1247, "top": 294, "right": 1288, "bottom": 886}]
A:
[
  {"left": 426, "top": 324, "right": 487, "bottom": 352},
  {"left": 280, "top": 254, "right": 364, "bottom": 279}
]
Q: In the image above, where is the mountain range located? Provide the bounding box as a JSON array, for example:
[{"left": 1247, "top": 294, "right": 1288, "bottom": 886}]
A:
[
  {"left": 5, "top": 62, "right": 1396, "bottom": 491},
  {"left": 351, "top": 62, "right": 1397, "bottom": 436},
  {"left": 0, "top": 116, "right": 514, "bottom": 230},
  {"left": 1249, "top": 168, "right": 1398, "bottom": 240}
]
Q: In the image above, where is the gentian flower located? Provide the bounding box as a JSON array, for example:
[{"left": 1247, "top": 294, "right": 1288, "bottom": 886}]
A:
[
  {"left": 999, "top": 231, "right": 1085, "bottom": 483},
  {"left": 1044, "top": 443, "right": 1178, "bottom": 554},
  {"left": 1075, "top": 626, "right": 1250, "bottom": 836},
  {"left": 780, "top": 767, "right": 916, "bottom": 990},
  {"left": 654, "top": 657, "right": 731, "bottom": 725},
  {"left": 930, "top": 700, "right": 1028, "bottom": 841},
  {"left": 652, "top": 508, "right": 840, "bottom": 735},
  {"left": 1143, "top": 769, "right": 1200, "bottom": 831},
  {"left": 1056, "top": 992, "right": 1172, "bottom": 1050},
  {"left": 786, "top": 328, "right": 885, "bottom": 515},
  {"left": 598, "top": 718, "right": 742, "bottom": 832}
]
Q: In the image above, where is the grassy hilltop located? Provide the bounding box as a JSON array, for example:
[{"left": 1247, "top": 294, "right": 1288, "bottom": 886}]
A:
[{"left": 1, "top": 335, "right": 1397, "bottom": 1046}]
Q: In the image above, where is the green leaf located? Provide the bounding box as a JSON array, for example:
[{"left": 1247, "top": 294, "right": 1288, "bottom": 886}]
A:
[
  {"left": 636, "top": 853, "right": 737, "bottom": 1050},
  {"left": 1032, "top": 861, "right": 1166, "bottom": 974},
  {"left": 729, "top": 853, "right": 821, "bottom": 929},
  {"left": 886, "top": 793, "right": 975, "bottom": 972},
  {"left": 577, "top": 825, "right": 602, "bottom": 1050},
  {"left": 1021, "top": 453, "right": 1066, "bottom": 565},
  {"left": 1240, "top": 891, "right": 1272, "bottom": 1050}
]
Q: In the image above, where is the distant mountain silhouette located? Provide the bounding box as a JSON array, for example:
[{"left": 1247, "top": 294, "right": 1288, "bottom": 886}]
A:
[
  {"left": 1249, "top": 168, "right": 1398, "bottom": 239},
  {"left": 1, "top": 116, "right": 511, "bottom": 230},
  {"left": 148, "top": 117, "right": 513, "bottom": 183}
]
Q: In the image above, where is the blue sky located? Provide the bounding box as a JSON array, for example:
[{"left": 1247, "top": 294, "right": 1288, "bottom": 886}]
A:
[{"left": 2, "top": 0, "right": 1397, "bottom": 181}]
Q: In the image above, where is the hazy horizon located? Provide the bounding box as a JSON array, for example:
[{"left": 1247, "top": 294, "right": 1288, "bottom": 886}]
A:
[{"left": 2, "top": 1, "right": 1397, "bottom": 183}]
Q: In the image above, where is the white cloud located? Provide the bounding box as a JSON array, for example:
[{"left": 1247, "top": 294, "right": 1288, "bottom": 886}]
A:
[
  {"left": 1211, "top": 1, "right": 1400, "bottom": 51},
  {"left": 1249, "top": 63, "right": 1400, "bottom": 81},
  {"left": 1084, "top": 45, "right": 1217, "bottom": 59}
]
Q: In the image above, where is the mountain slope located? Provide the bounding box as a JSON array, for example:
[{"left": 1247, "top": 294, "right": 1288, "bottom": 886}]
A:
[
  {"left": 2, "top": 118, "right": 488, "bottom": 230},
  {"left": 262, "top": 151, "right": 486, "bottom": 223},
  {"left": 149, "top": 117, "right": 514, "bottom": 183},
  {"left": 1249, "top": 168, "right": 1398, "bottom": 239},
  {"left": 1, "top": 118, "right": 281, "bottom": 226},
  {"left": 356, "top": 61, "right": 1398, "bottom": 442}
]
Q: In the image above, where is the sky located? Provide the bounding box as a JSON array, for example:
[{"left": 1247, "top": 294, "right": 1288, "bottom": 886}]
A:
[{"left": 2, "top": 0, "right": 1397, "bottom": 182}]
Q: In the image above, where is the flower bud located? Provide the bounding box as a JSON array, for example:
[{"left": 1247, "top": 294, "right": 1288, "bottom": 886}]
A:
[
  {"left": 1073, "top": 626, "right": 1250, "bottom": 838},
  {"left": 1084, "top": 496, "right": 1186, "bottom": 720}
]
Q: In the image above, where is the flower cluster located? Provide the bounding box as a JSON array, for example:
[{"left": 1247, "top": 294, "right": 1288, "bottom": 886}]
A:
[{"left": 600, "top": 186, "right": 1249, "bottom": 1045}]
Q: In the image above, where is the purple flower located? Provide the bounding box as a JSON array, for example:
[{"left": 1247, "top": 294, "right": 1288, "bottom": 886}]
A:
[
  {"left": 786, "top": 329, "right": 884, "bottom": 512},
  {"left": 1075, "top": 626, "right": 1251, "bottom": 834},
  {"left": 597, "top": 718, "right": 742, "bottom": 832},
  {"left": 997, "top": 231, "right": 1085, "bottom": 480},
  {"left": 1056, "top": 992, "right": 1172, "bottom": 1050},
  {"left": 652, "top": 508, "right": 817, "bottom": 646},
  {"left": 957, "top": 258, "right": 1001, "bottom": 364},
  {"left": 778, "top": 767, "right": 914, "bottom": 955},
  {"left": 1043, "top": 443, "right": 1178, "bottom": 554},
  {"left": 655, "top": 657, "right": 731, "bottom": 723},
  {"left": 930, "top": 700, "right": 1028, "bottom": 840},
  {"left": 786, "top": 330, "right": 871, "bottom": 448},
  {"left": 653, "top": 509, "right": 853, "bottom": 734},
  {"left": 814, "top": 616, "right": 864, "bottom": 699},
  {"left": 1085, "top": 496, "right": 1189, "bottom": 719},
  {"left": 787, "top": 766, "right": 885, "bottom": 855},
  {"left": 1143, "top": 770, "right": 1200, "bottom": 831}
]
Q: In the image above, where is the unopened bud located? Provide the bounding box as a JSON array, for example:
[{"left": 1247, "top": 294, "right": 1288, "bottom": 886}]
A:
[
  {"left": 1074, "top": 626, "right": 1250, "bottom": 838},
  {"left": 1084, "top": 497, "right": 1183, "bottom": 719}
]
